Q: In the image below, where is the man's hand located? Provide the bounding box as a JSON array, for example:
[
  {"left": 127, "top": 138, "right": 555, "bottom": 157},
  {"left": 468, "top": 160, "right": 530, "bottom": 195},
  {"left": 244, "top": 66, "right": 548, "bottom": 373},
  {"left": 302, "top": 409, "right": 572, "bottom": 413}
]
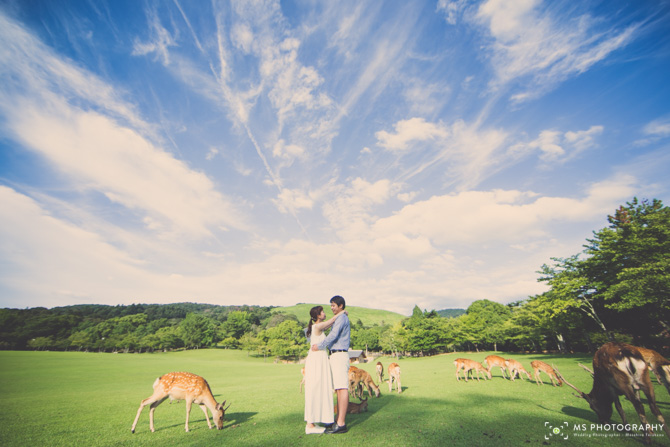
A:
[{"left": 311, "top": 344, "right": 318, "bottom": 351}]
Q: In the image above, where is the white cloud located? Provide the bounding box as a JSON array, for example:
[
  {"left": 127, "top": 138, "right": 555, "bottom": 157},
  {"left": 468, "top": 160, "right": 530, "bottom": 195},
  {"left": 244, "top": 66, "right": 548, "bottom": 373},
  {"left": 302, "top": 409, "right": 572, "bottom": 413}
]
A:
[
  {"left": 376, "top": 117, "right": 449, "bottom": 151},
  {"left": 643, "top": 117, "right": 670, "bottom": 138},
  {"left": 476, "top": 0, "right": 637, "bottom": 100},
  {"left": 132, "top": 6, "right": 178, "bottom": 65},
  {"left": 272, "top": 188, "right": 314, "bottom": 214},
  {"left": 372, "top": 176, "right": 637, "bottom": 246},
  {"left": 206, "top": 147, "right": 219, "bottom": 160},
  {"left": 510, "top": 125, "right": 603, "bottom": 163},
  {"left": 7, "top": 97, "right": 246, "bottom": 238},
  {"left": 437, "top": 0, "right": 470, "bottom": 25},
  {"left": 376, "top": 118, "right": 508, "bottom": 190}
]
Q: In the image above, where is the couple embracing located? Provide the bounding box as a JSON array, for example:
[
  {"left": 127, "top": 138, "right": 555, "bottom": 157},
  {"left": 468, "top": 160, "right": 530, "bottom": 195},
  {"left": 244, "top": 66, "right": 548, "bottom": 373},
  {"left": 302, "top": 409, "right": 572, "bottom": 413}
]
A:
[{"left": 303, "top": 295, "right": 350, "bottom": 435}]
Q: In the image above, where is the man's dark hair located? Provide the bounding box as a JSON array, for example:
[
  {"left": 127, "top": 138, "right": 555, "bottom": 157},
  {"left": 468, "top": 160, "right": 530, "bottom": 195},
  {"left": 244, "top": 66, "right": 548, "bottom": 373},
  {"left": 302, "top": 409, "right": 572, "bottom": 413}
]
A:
[{"left": 330, "top": 295, "right": 346, "bottom": 309}]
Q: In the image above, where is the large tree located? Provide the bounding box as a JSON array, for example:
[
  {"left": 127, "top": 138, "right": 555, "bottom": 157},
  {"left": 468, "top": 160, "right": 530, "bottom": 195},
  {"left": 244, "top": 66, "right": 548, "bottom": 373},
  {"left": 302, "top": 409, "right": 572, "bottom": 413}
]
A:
[{"left": 582, "top": 198, "right": 670, "bottom": 336}]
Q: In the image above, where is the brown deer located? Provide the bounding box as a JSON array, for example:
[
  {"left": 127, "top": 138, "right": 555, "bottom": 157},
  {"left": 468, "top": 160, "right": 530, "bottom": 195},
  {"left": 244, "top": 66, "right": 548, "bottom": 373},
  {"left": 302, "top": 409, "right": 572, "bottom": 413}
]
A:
[
  {"left": 336, "top": 397, "right": 368, "bottom": 414},
  {"left": 348, "top": 366, "right": 360, "bottom": 398},
  {"left": 388, "top": 362, "right": 402, "bottom": 393},
  {"left": 636, "top": 346, "right": 670, "bottom": 395},
  {"left": 485, "top": 355, "right": 509, "bottom": 379},
  {"left": 376, "top": 361, "right": 384, "bottom": 384},
  {"left": 530, "top": 360, "right": 562, "bottom": 386},
  {"left": 505, "top": 358, "right": 532, "bottom": 381},
  {"left": 454, "top": 358, "right": 490, "bottom": 382},
  {"left": 554, "top": 342, "right": 670, "bottom": 445},
  {"left": 299, "top": 367, "right": 305, "bottom": 393},
  {"left": 131, "top": 372, "right": 230, "bottom": 433},
  {"left": 350, "top": 367, "right": 381, "bottom": 398}
]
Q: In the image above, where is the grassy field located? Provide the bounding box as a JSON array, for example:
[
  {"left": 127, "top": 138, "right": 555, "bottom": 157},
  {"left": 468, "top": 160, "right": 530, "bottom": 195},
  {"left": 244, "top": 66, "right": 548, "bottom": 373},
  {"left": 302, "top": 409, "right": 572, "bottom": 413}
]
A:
[
  {"left": 1, "top": 349, "right": 668, "bottom": 446},
  {"left": 274, "top": 303, "right": 406, "bottom": 326}
]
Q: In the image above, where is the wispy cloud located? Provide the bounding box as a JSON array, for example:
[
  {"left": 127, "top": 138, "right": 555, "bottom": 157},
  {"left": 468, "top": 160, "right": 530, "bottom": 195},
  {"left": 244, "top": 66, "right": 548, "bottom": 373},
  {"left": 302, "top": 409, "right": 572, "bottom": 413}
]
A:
[
  {"left": 475, "top": 0, "right": 638, "bottom": 101},
  {"left": 0, "top": 9, "right": 246, "bottom": 239},
  {"left": 510, "top": 125, "right": 603, "bottom": 164}
]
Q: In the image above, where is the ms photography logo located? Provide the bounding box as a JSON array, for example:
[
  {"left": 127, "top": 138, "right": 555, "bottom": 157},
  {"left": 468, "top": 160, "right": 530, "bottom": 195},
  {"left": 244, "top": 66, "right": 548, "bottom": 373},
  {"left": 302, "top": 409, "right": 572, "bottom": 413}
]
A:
[
  {"left": 545, "top": 421, "right": 667, "bottom": 440},
  {"left": 545, "top": 422, "right": 569, "bottom": 440}
]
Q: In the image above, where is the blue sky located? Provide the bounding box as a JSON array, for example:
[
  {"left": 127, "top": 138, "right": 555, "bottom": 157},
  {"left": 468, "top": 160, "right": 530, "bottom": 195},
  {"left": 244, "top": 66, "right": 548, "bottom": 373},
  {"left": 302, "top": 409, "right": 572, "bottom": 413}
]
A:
[{"left": 1, "top": 0, "right": 669, "bottom": 315}]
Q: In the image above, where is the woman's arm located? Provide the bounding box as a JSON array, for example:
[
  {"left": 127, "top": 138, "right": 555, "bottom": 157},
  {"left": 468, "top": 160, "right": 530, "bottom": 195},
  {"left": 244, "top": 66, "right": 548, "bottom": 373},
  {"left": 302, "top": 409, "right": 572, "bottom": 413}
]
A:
[{"left": 313, "top": 310, "right": 348, "bottom": 331}]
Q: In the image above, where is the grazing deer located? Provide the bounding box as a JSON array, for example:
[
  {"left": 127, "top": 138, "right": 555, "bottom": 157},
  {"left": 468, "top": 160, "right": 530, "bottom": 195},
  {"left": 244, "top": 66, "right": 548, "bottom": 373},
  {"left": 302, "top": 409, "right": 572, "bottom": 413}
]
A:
[
  {"left": 505, "top": 358, "right": 532, "bottom": 381},
  {"left": 350, "top": 368, "right": 381, "bottom": 398},
  {"left": 336, "top": 397, "right": 368, "bottom": 414},
  {"left": 530, "top": 360, "right": 562, "bottom": 386},
  {"left": 388, "top": 362, "right": 402, "bottom": 393},
  {"left": 348, "top": 366, "right": 361, "bottom": 398},
  {"left": 299, "top": 367, "right": 305, "bottom": 393},
  {"left": 131, "top": 372, "right": 230, "bottom": 433},
  {"left": 376, "top": 361, "right": 384, "bottom": 384},
  {"left": 485, "top": 355, "right": 509, "bottom": 379},
  {"left": 554, "top": 342, "right": 670, "bottom": 445},
  {"left": 454, "top": 358, "right": 490, "bottom": 382},
  {"left": 636, "top": 346, "right": 670, "bottom": 395}
]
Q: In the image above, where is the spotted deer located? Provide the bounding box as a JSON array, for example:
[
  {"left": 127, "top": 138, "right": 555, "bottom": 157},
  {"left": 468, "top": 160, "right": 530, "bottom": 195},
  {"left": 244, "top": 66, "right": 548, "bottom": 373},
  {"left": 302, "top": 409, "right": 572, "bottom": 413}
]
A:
[
  {"left": 531, "top": 360, "right": 562, "bottom": 386},
  {"left": 350, "top": 367, "right": 381, "bottom": 398},
  {"left": 131, "top": 372, "right": 230, "bottom": 433},
  {"left": 554, "top": 342, "right": 670, "bottom": 445},
  {"left": 454, "top": 358, "right": 490, "bottom": 382},
  {"left": 485, "top": 355, "right": 509, "bottom": 379},
  {"left": 505, "top": 358, "right": 532, "bottom": 381},
  {"left": 388, "top": 362, "right": 402, "bottom": 393},
  {"left": 636, "top": 346, "right": 670, "bottom": 396},
  {"left": 336, "top": 397, "right": 368, "bottom": 414},
  {"left": 376, "top": 361, "right": 384, "bottom": 384}
]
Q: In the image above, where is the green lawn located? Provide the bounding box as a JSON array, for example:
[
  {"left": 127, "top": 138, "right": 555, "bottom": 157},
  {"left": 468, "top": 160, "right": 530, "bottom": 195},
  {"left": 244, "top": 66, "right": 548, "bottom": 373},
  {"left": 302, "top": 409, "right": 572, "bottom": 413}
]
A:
[
  {"left": 274, "top": 303, "right": 406, "bottom": 327},
  {"left": 1, "top": 350, "right": 668, "bottom": 446}
]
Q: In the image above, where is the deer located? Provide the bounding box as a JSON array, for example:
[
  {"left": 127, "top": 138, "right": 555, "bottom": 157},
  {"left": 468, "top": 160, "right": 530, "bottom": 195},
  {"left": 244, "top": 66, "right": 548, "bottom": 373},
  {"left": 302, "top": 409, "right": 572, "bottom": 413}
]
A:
[
  {"left": 454, "top": 358, "right": 490, "bottom": 382},
  {"left": 636, "top": 346, "right": 670, "bottom": 395},
  {"left": 505, "top": 358, "right": 532, "bottom": 381},
  {"left": 336, "top": 397, "right": 368, "bottom": 414},
  {"left": 299, "top": 367, "right": 305, "bottom": 393},
  {"left": 131, "top": 372, "right": 230, "bottom": 433},
  {"left": 376, "top": 361, "right": 384, "bottom": 384},
  {"left": 388, "top": 362, "right": 402, "bottom": 393},
  {"left": 485, "top": 354, "right": 509, "bottom": 379},
  {"left": 348, "top": 366, "right": 361, "bottom": 398},
  {"left": 554, "top": 342, "right": 670, "bottom": 445},
  {"left": 530, "top": 360, "right": 562, "bottom": 386},
  {"left": 350, "top": 367, "right": 381, "bottom": 398}
]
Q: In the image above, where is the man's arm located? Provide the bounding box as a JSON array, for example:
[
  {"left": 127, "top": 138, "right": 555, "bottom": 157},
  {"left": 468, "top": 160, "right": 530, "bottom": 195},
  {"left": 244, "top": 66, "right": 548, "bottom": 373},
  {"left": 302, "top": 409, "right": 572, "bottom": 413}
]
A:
[{"left": 316, "top": 315, "right": 344, "bottom": 350}]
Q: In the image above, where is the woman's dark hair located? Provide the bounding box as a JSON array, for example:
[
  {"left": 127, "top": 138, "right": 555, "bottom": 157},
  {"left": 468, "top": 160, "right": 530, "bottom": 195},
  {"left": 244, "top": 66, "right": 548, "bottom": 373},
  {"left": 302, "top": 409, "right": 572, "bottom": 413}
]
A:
[
  {"left": 306, "top": 306, "right": 323, "bottom": 338},
  {"left": 330, "top": 295, "right": 345, "bottom": 309}
]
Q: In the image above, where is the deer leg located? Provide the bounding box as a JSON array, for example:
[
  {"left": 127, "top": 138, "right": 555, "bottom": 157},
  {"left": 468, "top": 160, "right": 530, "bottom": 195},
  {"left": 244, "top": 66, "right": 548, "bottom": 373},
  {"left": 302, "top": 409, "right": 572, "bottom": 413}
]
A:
[
  {"left": 131, "top": 395, "right": 160, "bottom": 433},
  {"left": 612, "top": 396, "right": 629, "bottom": 425},
  {"left": 642, "top": 387, "right": 670, "bottom": 438},
  {"left": 199, "top": 404, "right": 212, "bottom": 429},
  {"left": 148, "top": 396, "right": 168, "bottom": 433},
  {"left": 653, "top": 365, "right": 670, "bottom": 396},
  {"left": 184, "top": 400, "right": 193, "bottom": 432}
]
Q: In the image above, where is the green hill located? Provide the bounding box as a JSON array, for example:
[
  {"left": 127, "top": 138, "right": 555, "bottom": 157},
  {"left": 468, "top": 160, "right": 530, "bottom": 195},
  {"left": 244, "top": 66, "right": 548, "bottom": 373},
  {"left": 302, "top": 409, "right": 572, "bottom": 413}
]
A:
[{"left": 273, "top": 303, "right": 406, "bottom": 327}]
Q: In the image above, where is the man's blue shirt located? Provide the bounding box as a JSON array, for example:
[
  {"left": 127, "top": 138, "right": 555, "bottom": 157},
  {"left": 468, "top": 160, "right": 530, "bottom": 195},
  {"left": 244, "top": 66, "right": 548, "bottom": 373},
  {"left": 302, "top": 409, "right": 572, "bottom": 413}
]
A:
[{"left": 318, "top": 312, "right": 350, "bottom": 351}]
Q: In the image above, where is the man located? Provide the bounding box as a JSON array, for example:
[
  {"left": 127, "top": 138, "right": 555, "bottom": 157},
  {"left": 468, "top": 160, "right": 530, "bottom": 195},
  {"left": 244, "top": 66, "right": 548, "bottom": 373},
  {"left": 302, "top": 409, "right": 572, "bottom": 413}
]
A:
[{"left": 312, "top": 295, "right": 350, "bottom": 434}]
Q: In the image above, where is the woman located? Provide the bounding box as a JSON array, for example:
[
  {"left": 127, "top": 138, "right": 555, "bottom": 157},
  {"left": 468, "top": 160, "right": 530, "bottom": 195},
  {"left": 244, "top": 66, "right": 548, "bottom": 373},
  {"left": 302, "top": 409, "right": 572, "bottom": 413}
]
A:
[{"left": 303, "top": 305, "right": 347, "bottom": 434}]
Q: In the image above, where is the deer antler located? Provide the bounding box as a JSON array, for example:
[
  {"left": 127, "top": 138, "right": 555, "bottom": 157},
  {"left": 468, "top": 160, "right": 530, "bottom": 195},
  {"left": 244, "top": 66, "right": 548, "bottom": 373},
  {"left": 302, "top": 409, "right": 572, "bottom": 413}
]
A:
[
  {"left": 552, "top": 364, "right": 587, "bottom": 399},
  {"left": 578, "top": 363, "right": 594, "bottom": 377},
  {"left": 224, "top": 401, "right": 232, "bottom": 411}
]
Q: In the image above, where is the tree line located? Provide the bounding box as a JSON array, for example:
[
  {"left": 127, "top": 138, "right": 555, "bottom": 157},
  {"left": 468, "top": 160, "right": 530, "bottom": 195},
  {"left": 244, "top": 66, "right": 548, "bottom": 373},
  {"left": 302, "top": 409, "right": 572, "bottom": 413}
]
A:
[{"left": 1, "top": 198, "right": 667, "bottom": 358}]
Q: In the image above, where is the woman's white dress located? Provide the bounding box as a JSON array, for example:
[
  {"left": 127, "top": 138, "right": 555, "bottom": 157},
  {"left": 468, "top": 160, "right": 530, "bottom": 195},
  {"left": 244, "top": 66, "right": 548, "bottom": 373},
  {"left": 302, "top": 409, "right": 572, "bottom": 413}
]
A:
[{"left": 304, "top": 331, "right": 334, "bottom": 424}]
